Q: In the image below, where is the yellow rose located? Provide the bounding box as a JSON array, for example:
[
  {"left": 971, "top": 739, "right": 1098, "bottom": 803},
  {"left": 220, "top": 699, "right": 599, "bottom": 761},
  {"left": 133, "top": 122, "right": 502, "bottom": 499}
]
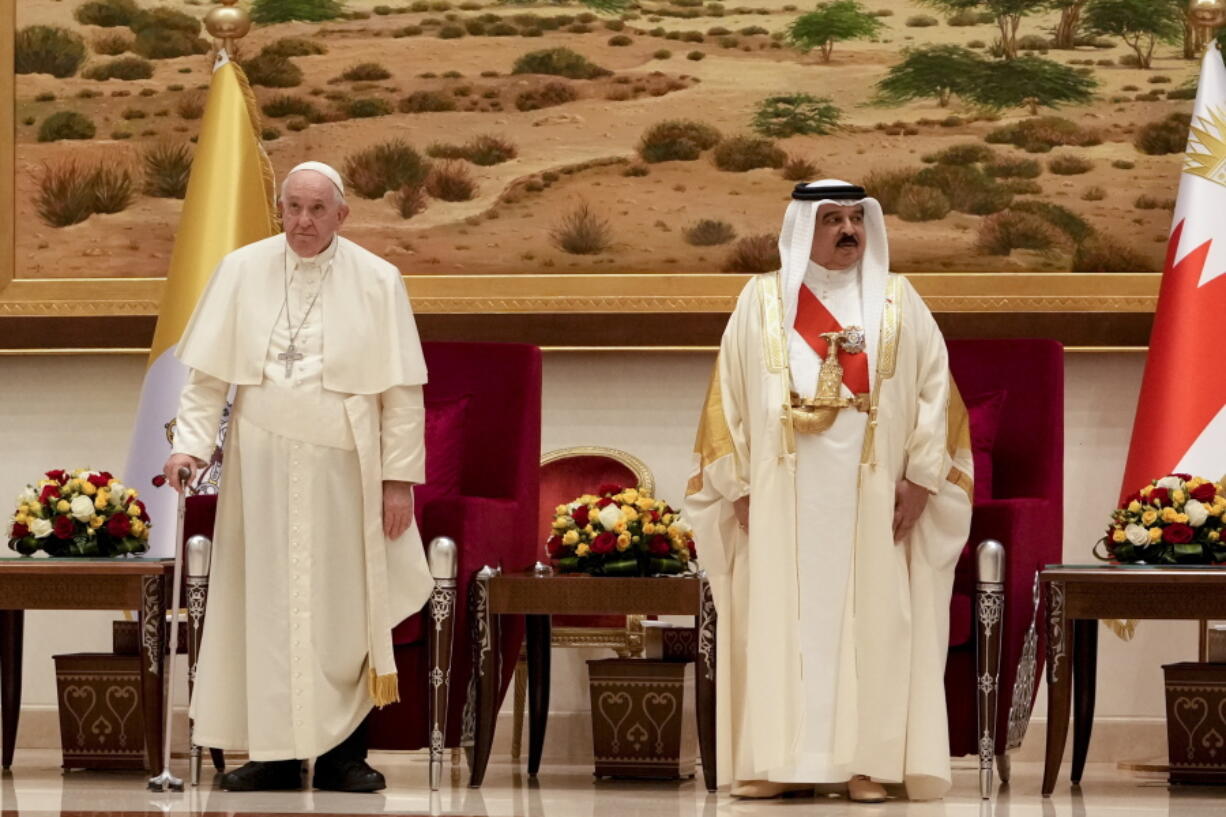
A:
[
  {"left": 636, "top": 498, "right": 655, "bottom": 511},
  {"left": 1176, "top": 513, "right": 1190, "bottom": 524},
  {"left": 621, "top": 506, "right": 639, "bottom": 522},
  {"left": 552, "top": 517, "right": 569, "bottom": 530},
  {"left": 1189, "top": 477, "right": 1206, "bottom": 489},
  {"left": 1112, "top": 529, "right": 1127, "bottom": 543},
  {"left": 64, "top": 479, "right": 79, "bottom": 492},
  {"left": 18, "top": 503, "right": 28, "bottom": 514},
  {"left": 580, "top": 494, "right": 597, "bottom": 505},
  {"left": 131, "top": 519, "right": 145, "bottom": 536},
  {"left": 1141, "top": 485, "right": 1154, "bottom": 497},
  {"left": 56, "top": 499, "right": 70, "bottom": 513},
  {"left": 94, "top": 491, "right": 109, "bottom": 510},
  {"left": 1210, "top": 531, "right": 1221, "bottom": 542},
  {"left": 107, "top": 478, "right": 117, "bottom": 487},
  {"left": 576, "top": 544, "right": 591, "bottom": 557},
  {"left": 562, "top": 530, "right": 579, "bottom": 546},
  {"left": 621, "top": 488, "right": 639, "bottom": 504},
  {"left": 1127, "top": 500, "right": 1142, "bottom": 513},
  {"left": 643, "top": 522, "right": 656, "bottom": 535},
  {"left": 82, "top": 482, "right": 97, "bottom": 496},
  {"left": 14, "top": 514, "right": 28, "bottom": 526},
  {"left": 1149, "top": 527, "right": 1163, "bottom": 543},
  {"left": 29, "top": 501, "right": 42, "bottom": 516},
  {"left": 555, "top": 504, "right": 569, "bottom": 516},
  {"left": 662, "top": 513, "right": 674, "bottom": 525},
  {"left": 89, "top": 516, "right": 104, "bottom": 529},
  {"left": 1174, "top": 490, "right": 1187, "bottom": 505},
  {"left": 125, "top": 489, "right": 138, "bottom": 500},
  {"left": 128, "top": 503, "right": 141, "bottom": 517},
  {"left": 613, "top": 521, "right": 627, "bottom": 534},
  {"left": 617, "top": 533, "right": 631, "bottom": 551},
  {"left": 1161, "top": 507, "right": 1178, "bottom": 523},
  {"left": 679, "top": 548, "right": 691, "bottom": 562},
  {"left": 1141, "top": 509, "right": 1159, "bottom": 526}
]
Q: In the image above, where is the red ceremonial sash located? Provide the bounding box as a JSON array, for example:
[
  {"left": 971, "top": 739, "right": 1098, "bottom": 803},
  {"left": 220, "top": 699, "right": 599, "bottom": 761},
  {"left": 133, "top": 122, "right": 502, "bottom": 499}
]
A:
[{"left": 794, "top": 284, "right": 870, "bottom": 395}]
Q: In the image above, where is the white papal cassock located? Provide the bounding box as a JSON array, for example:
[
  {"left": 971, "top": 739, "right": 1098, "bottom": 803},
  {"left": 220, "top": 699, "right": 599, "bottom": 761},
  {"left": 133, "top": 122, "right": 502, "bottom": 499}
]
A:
[
  {"left": 172, "top": 234, "right": 434, "bottom": 760},
  {"left": 685, "top": 182, "right": 974, "bottom": 799}
]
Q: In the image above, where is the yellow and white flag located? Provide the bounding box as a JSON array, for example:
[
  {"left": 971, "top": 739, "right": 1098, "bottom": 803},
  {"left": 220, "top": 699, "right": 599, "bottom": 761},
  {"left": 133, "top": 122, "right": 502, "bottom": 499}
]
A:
[{"left": 123, "top": 50, "right": 277, "bottom": 557}]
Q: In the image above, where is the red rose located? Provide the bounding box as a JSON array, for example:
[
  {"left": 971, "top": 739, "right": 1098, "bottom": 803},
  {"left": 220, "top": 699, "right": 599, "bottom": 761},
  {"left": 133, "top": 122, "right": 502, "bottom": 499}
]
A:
[
  {"left": 687, "top": 539, "right": 698, "bottom": 559},
  {"left": 1191, "top": 483, "right": 1218, "bottom": 503},
  {"left": 1163, "top": 523, "right": 1195, "bottom": 544},
  {"left": 130, "top": 499, "right": 149, "bottom": 523},
  {"left": 591, "top": 532, "right": 617, "bottom": 555},
  {"left": 648, "top": 534, "right": 671, "bottom": 556},
  {"left": 87, "top": 473, "right": 111, "bottom": 489},
  {"left": 10, "top": 522, "right": 29, "bottom": 539},
  {"left": 596, "top": 497, "right": 616, "bottom": 509},
  {"left": 52, "top": 515, "right": 75, "bottom": 540},
  {"left": 572, "top": 505, "right": 590, "bottom": 527},
  {"left": 44, "top": 469, "right": 68, "bottom": 484},
  {"left": 1150, "top": 488, "right": 1170, "bottom": 507},
  {"left": 107, "top": 514, "right": 131, "bottom": 538},
  {"left": 546, "top": 535, "right": 566, "bottom": 559},
  {"left": 38, "top": 484, "right": 60, "bottom": 504},
  {"left": 596, "top": 483, "right": 624, "bottom": 497},
  {"left": 151, "top": 474, "right": 167, "bottom": 488},
  {"left": 649, "top": 510, "right": 660, "bottom": 522}
]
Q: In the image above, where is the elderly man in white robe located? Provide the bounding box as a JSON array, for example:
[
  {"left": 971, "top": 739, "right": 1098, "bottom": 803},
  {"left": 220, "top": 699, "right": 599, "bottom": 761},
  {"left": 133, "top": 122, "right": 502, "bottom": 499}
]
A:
[
  {"left": 162, "top": 162, "right": 434, "bottom": 793},
  {"left": 685, "top": 180, "right": 974, "bottom": 803}
]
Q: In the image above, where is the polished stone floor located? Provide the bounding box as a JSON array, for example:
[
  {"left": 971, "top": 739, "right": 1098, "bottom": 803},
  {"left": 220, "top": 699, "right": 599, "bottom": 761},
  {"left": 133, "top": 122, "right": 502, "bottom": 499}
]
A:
[{"left": 0, "top": 751, "right": 1222, "bottom": 817}]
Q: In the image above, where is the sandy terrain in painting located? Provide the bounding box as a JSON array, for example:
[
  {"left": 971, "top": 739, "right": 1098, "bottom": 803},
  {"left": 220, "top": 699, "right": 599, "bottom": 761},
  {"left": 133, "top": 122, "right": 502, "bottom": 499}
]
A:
[{"left": 14, "top": 0, "right": 1201, "bottom": 279}]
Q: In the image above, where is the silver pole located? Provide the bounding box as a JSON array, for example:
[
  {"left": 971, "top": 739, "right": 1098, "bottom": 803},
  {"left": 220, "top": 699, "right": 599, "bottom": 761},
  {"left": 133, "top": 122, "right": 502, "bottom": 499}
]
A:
[{"left": 148, "top": 467, "right": 189, "bottom": 792}]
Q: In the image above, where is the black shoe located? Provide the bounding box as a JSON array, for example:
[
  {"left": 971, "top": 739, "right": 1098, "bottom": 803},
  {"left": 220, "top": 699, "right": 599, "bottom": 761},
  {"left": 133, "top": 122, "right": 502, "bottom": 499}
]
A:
[
  {"left": 312, "top": 758, "right": 386, "bottom": 793},
  {"left": 218, "top": 759, "right": 304, "bottom": 791}
]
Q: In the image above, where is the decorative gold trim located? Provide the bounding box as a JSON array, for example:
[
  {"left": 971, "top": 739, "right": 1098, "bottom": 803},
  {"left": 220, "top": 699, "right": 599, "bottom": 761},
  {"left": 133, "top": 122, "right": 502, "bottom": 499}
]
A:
[
  {"left": 947, "top": 466, "right": 973, "bottom": 501},
  {"left": 542, "top": 446, "right": 655, "bottom": 496}
]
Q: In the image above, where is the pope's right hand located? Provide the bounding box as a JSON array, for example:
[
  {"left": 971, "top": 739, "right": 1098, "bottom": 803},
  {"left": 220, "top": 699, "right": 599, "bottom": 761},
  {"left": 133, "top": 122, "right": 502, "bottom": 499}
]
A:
[{"left": 162, "top": 454, "right": 204, "bottom": 494}]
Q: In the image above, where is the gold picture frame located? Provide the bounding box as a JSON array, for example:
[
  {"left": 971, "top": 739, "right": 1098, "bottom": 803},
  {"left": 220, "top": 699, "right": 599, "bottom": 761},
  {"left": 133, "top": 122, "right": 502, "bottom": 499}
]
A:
[{"left": 0, "top": 4, "right": 1160, "bottom": 351}]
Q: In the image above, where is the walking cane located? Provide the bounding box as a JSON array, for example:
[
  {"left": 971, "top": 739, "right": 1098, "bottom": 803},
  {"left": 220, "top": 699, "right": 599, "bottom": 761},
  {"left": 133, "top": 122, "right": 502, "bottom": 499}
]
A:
[{"left": 148, "top": 466, "right": 190, "bottom": 792}]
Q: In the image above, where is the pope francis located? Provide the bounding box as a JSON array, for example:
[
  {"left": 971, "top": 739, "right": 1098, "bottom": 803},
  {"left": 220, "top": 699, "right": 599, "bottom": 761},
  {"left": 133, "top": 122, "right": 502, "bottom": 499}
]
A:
[
  {"left": 684, "top": 180, "right": 974, "bottom": 802},
  {"left": 162, "top": 161, "right": 434, "bottom": 793}
]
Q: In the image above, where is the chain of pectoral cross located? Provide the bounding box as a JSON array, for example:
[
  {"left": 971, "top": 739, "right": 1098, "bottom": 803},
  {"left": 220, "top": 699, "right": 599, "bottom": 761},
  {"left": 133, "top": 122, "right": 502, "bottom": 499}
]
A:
[{"left": 277, "top": 245, "right": 334, "bottom": 378}]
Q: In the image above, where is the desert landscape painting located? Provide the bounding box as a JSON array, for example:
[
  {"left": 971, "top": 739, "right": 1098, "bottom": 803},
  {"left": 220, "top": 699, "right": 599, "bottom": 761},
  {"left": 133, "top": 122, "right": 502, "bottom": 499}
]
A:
[{"left": 11, "top": 0, "right": 1209, "bottom": 281}]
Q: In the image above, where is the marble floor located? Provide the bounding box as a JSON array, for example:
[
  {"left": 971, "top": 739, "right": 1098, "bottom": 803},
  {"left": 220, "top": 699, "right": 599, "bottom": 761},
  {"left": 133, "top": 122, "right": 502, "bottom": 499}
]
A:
[{"left": 0, "top": 751, "right": 1221, "bottom": 817}]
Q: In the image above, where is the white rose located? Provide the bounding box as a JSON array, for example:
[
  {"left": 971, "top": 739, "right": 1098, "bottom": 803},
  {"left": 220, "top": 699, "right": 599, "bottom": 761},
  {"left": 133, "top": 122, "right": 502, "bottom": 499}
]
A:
[
  {"left": 110, "top": 482, "right": 126, "bottom": 498},
  {"left": 1186, "top": 500, "right": 1209, "bottom": 528},
  {"left": 598, "top": 504, "right": 622, "bottom": 531},
  {"left": 1125, "top": 524, "right": 1150, "bottom": 547},
  {"left": 1157, "top": 476, "right": 1185, "bottom": 492},
  {"left": 69, "top": 495, "right": 95, "bottom": 522},
  {"left": 16, "top": 486, "right": 36, "bottom": 505},
  {"left": 671, "top": 517, "right": 693, "bottom": 536},
  {"left": 30, "top": 518, "right": 53, "bottom": 539}
]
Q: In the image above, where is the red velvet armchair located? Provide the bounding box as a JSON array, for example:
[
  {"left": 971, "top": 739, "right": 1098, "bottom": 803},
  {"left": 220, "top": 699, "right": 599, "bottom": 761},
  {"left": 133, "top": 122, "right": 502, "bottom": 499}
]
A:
[
  {"left": 945, "top": 339, "right": 1064, "bottom": 790},
  {"left": 183, "top": 342, "right": 541, "bottom": 787},
  {"left": 368, "top": 342, "right": 541, "bottom": 763}
]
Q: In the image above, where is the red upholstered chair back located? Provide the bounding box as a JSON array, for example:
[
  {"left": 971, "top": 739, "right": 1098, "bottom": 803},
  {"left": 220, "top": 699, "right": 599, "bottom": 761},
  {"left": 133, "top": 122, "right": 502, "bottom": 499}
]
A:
[
  {"left": 538, "top": 449, "right": 655, "bottom": 559},
  {"left": 539, "top": 448, "right": 654, "bottom": 628},
  {"left": 946, "top": 338, "right": 1064, "bottom": 504}
]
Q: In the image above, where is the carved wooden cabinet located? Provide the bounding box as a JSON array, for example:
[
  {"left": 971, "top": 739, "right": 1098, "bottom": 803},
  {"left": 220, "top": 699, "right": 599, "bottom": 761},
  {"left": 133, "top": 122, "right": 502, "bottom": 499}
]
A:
[{"left": 587, "top": 658, "right": 696, "bottom": 780}]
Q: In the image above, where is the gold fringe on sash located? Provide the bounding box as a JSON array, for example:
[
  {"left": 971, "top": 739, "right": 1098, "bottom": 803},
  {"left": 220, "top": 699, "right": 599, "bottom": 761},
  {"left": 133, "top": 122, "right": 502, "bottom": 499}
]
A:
[{"left": 368, "top": 669, "right": 401, "bottom": 708}]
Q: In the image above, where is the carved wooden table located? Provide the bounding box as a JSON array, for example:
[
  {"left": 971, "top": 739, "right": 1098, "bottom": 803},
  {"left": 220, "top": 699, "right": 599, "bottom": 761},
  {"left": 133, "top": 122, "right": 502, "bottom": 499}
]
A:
[
  {"left": 467, "top": 571, "right": 716, "bottom": 791},
  {"left": 1040, "top": 565, "right": 1226, "bottom": 796},
  {"left": 0, "top": 558, "right": 174, "bottom": 772}
]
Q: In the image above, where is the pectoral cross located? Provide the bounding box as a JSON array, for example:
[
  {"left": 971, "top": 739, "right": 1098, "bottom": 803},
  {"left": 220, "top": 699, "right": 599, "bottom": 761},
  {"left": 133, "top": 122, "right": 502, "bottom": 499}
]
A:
[{"left": 277, "top": 344, "right": 304, "bottom": 378}]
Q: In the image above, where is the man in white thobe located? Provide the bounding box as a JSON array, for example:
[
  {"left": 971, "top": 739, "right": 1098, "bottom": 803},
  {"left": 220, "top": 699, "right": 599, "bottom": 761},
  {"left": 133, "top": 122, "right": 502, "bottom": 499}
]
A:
[
  {"left": 685, "top": 180, "right": 974, "bottom": 802},
  {"left": 163, "top": 162, "right": 434, "bottom": 792}
]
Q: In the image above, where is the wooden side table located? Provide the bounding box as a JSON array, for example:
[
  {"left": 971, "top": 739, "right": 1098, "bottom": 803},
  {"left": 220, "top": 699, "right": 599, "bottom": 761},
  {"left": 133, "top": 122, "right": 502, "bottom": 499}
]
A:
[
  {"left": 466, "top": 570, "right": 716, "bottom": 791},
  {"left": 1040, "top": 565, "right": 1226, "bottom": 796},
  {"left": 0, "top": 558, "right": 174, "bottom": 772}
]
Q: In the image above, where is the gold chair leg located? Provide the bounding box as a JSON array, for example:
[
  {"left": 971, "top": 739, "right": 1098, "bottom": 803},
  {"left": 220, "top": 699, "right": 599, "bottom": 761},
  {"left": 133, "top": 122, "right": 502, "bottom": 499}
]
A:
[{"left": 511, "top": 657, "right": 527, "bottom": 762}]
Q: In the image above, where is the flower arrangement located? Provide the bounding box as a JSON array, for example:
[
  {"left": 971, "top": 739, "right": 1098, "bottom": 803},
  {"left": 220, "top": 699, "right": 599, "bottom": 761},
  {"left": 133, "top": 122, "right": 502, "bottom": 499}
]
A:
[
  {"left": 1096, "top": 474, "right": 1226, "bottom": 564},
  {"left": 7, "top": 469, "right": 151, "bottom": 557},
  {"left": 547, "top": 483, "right": 697, "bottom": 576}
]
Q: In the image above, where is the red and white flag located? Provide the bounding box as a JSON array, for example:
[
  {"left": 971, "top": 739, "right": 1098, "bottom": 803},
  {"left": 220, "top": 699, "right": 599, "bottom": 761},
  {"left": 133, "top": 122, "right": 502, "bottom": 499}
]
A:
[{"left": 1120, "top": 44, "right": 1226, "bottom": 500}]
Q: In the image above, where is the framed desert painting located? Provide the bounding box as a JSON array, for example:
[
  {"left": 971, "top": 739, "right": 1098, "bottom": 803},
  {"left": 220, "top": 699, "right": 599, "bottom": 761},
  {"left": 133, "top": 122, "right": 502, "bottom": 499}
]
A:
[{"left": 3, "top": 0, "right": 1193, "bottom": 350}]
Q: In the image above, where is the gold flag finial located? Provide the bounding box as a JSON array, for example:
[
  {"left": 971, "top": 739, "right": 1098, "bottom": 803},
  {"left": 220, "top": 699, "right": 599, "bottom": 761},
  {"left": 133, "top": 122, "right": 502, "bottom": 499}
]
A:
[
  {"left": 205, "top": 0, "right": 251, "bottom": 51},
  {"left": 1191, "top": 0, "right": 1226, "bottom": 32}
]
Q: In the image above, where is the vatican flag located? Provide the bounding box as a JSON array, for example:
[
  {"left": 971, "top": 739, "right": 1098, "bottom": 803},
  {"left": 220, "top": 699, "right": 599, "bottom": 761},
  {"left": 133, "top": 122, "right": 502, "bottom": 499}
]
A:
[{"left": 122, "top": 50, "right": 277, "bottom": 557}]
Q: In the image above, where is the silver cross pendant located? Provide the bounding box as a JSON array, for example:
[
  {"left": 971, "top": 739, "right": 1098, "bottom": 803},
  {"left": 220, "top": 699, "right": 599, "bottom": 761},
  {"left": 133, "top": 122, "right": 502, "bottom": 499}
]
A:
[{"left": 277, "top": 344, "right": 304, "bottom": 379}]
